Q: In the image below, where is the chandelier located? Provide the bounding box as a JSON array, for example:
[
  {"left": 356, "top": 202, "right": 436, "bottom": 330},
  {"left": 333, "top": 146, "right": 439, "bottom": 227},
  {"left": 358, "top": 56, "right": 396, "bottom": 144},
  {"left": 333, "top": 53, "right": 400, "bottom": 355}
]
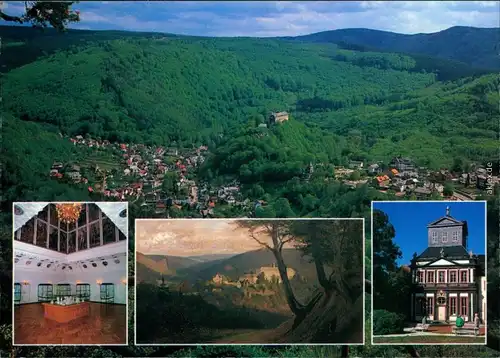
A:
[{"left": 56, "top": 203, "right": 83, "bottom": 224}]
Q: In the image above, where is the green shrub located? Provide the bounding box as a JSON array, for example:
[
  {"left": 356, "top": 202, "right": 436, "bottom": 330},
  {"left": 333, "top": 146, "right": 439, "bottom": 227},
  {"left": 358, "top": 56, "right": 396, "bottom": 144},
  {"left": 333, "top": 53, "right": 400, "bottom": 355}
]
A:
[
  {"left": 373, "top": 309, "right": 406, "bottom": 335},
  {"left": 168, "top": 346, "right": 268, "bottom": 357}
]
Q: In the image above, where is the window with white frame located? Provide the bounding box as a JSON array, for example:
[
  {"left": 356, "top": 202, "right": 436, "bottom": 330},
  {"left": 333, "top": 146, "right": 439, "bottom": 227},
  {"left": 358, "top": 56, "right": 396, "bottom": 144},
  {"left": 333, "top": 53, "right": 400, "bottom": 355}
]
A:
[
  {"left": 452, "top": 231, "right": 458, "bottom": 242},
  {"left": 442, "top": 232, "right": 448, "bottom": 243}
]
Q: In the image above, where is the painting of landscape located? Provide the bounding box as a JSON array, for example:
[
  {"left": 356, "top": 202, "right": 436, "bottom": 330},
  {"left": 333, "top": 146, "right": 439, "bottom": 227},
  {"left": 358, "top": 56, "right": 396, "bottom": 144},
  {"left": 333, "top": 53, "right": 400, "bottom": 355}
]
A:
[{"left": 135, "top": 219, "right": 364, "bottom": 344}]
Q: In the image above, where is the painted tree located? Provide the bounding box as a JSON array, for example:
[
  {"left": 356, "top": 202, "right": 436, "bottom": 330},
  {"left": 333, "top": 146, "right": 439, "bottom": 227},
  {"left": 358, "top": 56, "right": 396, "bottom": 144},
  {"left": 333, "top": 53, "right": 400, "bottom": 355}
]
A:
[
  {"left": 238, "top": 219, "right": 365, "bottom": 343},
  {"left": 0, "top": 1, "right": 80, "bottom": 31},
  {"left": 237, "top": 220, "right": 305, "bottom": 316},
  {"left": 282, "top": 219, "right": 364, "bottom": 343},
  {"left": 292, "top": 219, "right": 363, "bottom": 301}
]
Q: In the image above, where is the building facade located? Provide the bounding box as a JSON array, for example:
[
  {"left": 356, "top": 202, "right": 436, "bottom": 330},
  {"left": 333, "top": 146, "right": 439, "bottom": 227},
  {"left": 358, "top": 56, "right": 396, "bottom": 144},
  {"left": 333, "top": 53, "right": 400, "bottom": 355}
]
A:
[{"left": 409, "top": 207, "right": 486, "bottom": 323}]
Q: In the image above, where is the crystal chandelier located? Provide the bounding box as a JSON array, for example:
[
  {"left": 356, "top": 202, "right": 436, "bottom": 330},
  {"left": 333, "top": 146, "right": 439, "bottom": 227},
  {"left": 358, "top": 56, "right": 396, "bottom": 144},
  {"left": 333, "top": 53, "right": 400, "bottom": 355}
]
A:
[{"left": 55, "top": 203, "right": 83, "bottom": 224}]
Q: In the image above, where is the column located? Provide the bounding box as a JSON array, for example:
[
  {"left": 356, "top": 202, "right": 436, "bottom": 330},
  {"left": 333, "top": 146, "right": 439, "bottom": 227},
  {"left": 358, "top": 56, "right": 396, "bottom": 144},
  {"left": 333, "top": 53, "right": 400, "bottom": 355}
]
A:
[
  {"left": 66, "top": 223, "right": 69, "bottom": 253},
  {"left": 472, "top": 292, "right": 476, "bottom": 320},
  {"left": 33, "top": 218, "right": 38, "bottom": 245},
  {"left": 75, "top": 219, "right": 79, "bottom": 252},
  {"left": 99, "top": 209, "right": 103, "bottom": 246},
  {"left": 115, "top": 227, "right": 119, "bottom": 242},
  {"left": 86, "top": 204, "right": 90, "bottom": 249},
  {"left": 446, "top": 296, "right": 451, "bottom": 322},
  {"left": 46, "top": 205, "right": 50, "bottom": 249},
  {"left": 57, "top": 219, "right": 60, "bottom": 251},
  {"left": 468, "top": 293, "right": 472, "bottom": 321},
  {"left": 434, "top": 293, "right": 437, "bottom": 320}
]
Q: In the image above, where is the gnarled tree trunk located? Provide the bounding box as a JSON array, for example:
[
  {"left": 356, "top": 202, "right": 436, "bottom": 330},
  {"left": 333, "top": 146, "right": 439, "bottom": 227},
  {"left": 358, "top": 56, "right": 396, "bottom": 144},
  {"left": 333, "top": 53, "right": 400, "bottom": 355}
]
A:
[
  {"left": 275, "top": 290, "right": 363, "bottom": 343},
  {"left": 270, "top": 247, "right": 305, "bottom": 316}
]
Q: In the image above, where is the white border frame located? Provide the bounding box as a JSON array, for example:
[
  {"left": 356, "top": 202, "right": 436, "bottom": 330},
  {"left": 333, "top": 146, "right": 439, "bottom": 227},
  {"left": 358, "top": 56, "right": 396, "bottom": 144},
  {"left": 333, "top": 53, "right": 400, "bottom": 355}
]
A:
[
  {"left": 370, "top": 200, "right": 488, "bottom": 346},
  {"left": 12, "top": 201, "right": 130, "bottom": 347},
  {"left": 133, "top": 217, "right": 366, "bottom": 346}
]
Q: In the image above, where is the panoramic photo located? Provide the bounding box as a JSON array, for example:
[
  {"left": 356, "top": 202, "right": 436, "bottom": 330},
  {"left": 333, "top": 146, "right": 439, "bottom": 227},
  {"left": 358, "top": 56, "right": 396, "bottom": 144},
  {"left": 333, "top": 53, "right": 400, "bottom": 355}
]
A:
[
  {"left": 13, "top": 202, "right": 128, "bottom": 345},
  {"left": 371, "top": 201, "right": 487, "bottom": 345},
  {"left": 1, "top": 0, "right": 499, "bottom": 357},
  {"left": 135, "top": 219, "right": 364, "bottom": 344}
]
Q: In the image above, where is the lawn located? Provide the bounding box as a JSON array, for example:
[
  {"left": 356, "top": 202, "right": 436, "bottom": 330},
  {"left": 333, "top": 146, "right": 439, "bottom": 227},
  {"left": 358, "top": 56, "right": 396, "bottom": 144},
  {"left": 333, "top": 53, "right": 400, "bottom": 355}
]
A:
[{"left": 373, "top": 335, "right": 486, "bottom": 344}]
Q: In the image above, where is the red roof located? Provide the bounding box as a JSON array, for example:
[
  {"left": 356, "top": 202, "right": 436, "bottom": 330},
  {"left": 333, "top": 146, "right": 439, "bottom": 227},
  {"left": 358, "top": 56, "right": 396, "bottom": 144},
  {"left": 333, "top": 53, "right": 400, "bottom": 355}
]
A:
[{"left": 120, "top": 144, "right": 127, "bottom": 149}]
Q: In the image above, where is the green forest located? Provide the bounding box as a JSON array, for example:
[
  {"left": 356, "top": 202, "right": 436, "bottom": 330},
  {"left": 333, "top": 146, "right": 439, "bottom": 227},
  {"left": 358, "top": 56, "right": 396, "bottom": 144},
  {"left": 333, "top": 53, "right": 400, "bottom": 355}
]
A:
[{"left": 1, "top": 16, "right": 499, "bottom": 358}]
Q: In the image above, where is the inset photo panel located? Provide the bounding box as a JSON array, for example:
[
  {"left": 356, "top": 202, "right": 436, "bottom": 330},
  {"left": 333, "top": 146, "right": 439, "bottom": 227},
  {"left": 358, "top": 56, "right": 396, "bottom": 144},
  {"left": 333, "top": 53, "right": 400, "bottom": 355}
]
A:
[
  {"left": 371, "top": 201, "right": 487, "bottom": 345},
  {"left": 13, "top": 202, "right": 129, "bottom": 346},
  {"left": 135, "top": 218, "right": 365, "bottom": 345}
]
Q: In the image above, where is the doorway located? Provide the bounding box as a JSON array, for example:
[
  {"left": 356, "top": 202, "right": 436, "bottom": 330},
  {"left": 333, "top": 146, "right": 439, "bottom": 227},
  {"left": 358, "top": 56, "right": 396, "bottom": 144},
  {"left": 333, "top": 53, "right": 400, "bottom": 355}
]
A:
[{"left": 438, "top": 305, "right": 446, "bottom": 321}]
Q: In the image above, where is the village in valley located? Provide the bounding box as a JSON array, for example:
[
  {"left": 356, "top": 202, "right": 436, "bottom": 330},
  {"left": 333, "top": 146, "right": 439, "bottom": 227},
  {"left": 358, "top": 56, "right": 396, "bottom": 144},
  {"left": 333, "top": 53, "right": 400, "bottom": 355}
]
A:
[
  {"left": 47, "top": 112, "right": 498, "bottom": 217},
  {"left": 337, "top": 156, "right": 498, "bottom": 201},
  {"left": 48, "top": 134, "right": 246, "bottom": 217}
]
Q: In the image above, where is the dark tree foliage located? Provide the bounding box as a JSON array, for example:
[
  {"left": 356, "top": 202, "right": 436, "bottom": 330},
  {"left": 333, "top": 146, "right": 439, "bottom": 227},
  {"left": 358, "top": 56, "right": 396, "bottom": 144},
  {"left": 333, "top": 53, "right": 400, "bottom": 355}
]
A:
[{"left": 0, "top": 1, "right": 80, "bottom": 31}]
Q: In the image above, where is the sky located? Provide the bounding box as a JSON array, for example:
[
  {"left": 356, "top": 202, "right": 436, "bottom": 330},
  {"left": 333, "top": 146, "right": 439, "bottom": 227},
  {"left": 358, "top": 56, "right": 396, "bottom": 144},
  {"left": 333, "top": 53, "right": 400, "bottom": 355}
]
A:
[
  {"left": 373, "top": 201, "right": 487, "bottom": 266},
  {"left": 136, "top": 219, "right": 296, "bottom": 256},
  {"left": 2, "top": 1, "right": 499, "bottom": 37}
]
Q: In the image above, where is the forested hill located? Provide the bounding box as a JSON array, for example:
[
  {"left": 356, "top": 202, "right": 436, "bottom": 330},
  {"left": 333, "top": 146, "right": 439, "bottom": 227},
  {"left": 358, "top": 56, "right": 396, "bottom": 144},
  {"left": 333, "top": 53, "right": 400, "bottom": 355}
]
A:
[
  {"left": 1, "top": 25, "right": 496, "bottom": 79},
  {"left": 4, "top": 35, "right": 438, "bottom": 145},
  {"left": 2, "top": 27, "right": 499, "bottom": 189},
  {"left": 284, "top": 26, "right": 500, "bottom": 70}
]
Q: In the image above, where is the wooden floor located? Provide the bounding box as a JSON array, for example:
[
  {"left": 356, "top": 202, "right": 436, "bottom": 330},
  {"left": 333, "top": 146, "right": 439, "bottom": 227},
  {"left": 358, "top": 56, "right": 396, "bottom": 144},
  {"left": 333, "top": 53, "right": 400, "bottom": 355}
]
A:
[{"left": 14, "top": 303, "right": 127, "bottom": 345}]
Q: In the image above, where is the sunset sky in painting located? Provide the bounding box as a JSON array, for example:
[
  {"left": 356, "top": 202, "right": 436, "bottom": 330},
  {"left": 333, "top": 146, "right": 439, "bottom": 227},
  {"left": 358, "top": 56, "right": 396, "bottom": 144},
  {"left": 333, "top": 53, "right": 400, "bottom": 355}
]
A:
[{"left": 136, "top": 220, "right": 275, "bottom": 256}]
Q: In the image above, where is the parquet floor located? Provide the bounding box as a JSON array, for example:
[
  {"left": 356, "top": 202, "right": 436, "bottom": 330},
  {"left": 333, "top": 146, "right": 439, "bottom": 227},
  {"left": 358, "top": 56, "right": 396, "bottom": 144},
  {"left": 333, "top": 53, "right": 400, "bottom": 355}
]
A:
[{"left": 14, "top": 303, "right": 127, "bottom": 345}]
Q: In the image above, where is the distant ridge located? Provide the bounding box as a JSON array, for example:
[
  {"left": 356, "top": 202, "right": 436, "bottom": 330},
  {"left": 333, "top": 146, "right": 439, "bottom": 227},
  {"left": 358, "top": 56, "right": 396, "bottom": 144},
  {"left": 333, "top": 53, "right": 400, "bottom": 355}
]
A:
[
  {"left": 0, "top": 25, "right": 497, "bottom": 72},
  {"left": 283, "top": 26, "right": 499, "bottom": 69}
]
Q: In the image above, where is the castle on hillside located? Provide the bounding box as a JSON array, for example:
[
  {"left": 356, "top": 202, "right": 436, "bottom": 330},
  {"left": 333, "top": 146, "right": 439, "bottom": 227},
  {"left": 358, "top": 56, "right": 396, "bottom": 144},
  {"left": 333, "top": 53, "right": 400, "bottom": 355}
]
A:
[
  {"left": 239, "top": 264, "right": 296, "bottom": 285},
  {"left": 210, "top": 264, "right": 296, "bottom": 287},
  {"left": 269, "top": 111, "right": 289, "bottom": 124}
]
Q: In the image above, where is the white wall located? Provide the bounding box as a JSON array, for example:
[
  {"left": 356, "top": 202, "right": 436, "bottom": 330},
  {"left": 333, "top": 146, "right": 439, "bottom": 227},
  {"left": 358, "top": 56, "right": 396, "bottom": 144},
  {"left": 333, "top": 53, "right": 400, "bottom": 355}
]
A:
[{"left": 14, "top": 267, "right": 64, "bottom": 304}]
